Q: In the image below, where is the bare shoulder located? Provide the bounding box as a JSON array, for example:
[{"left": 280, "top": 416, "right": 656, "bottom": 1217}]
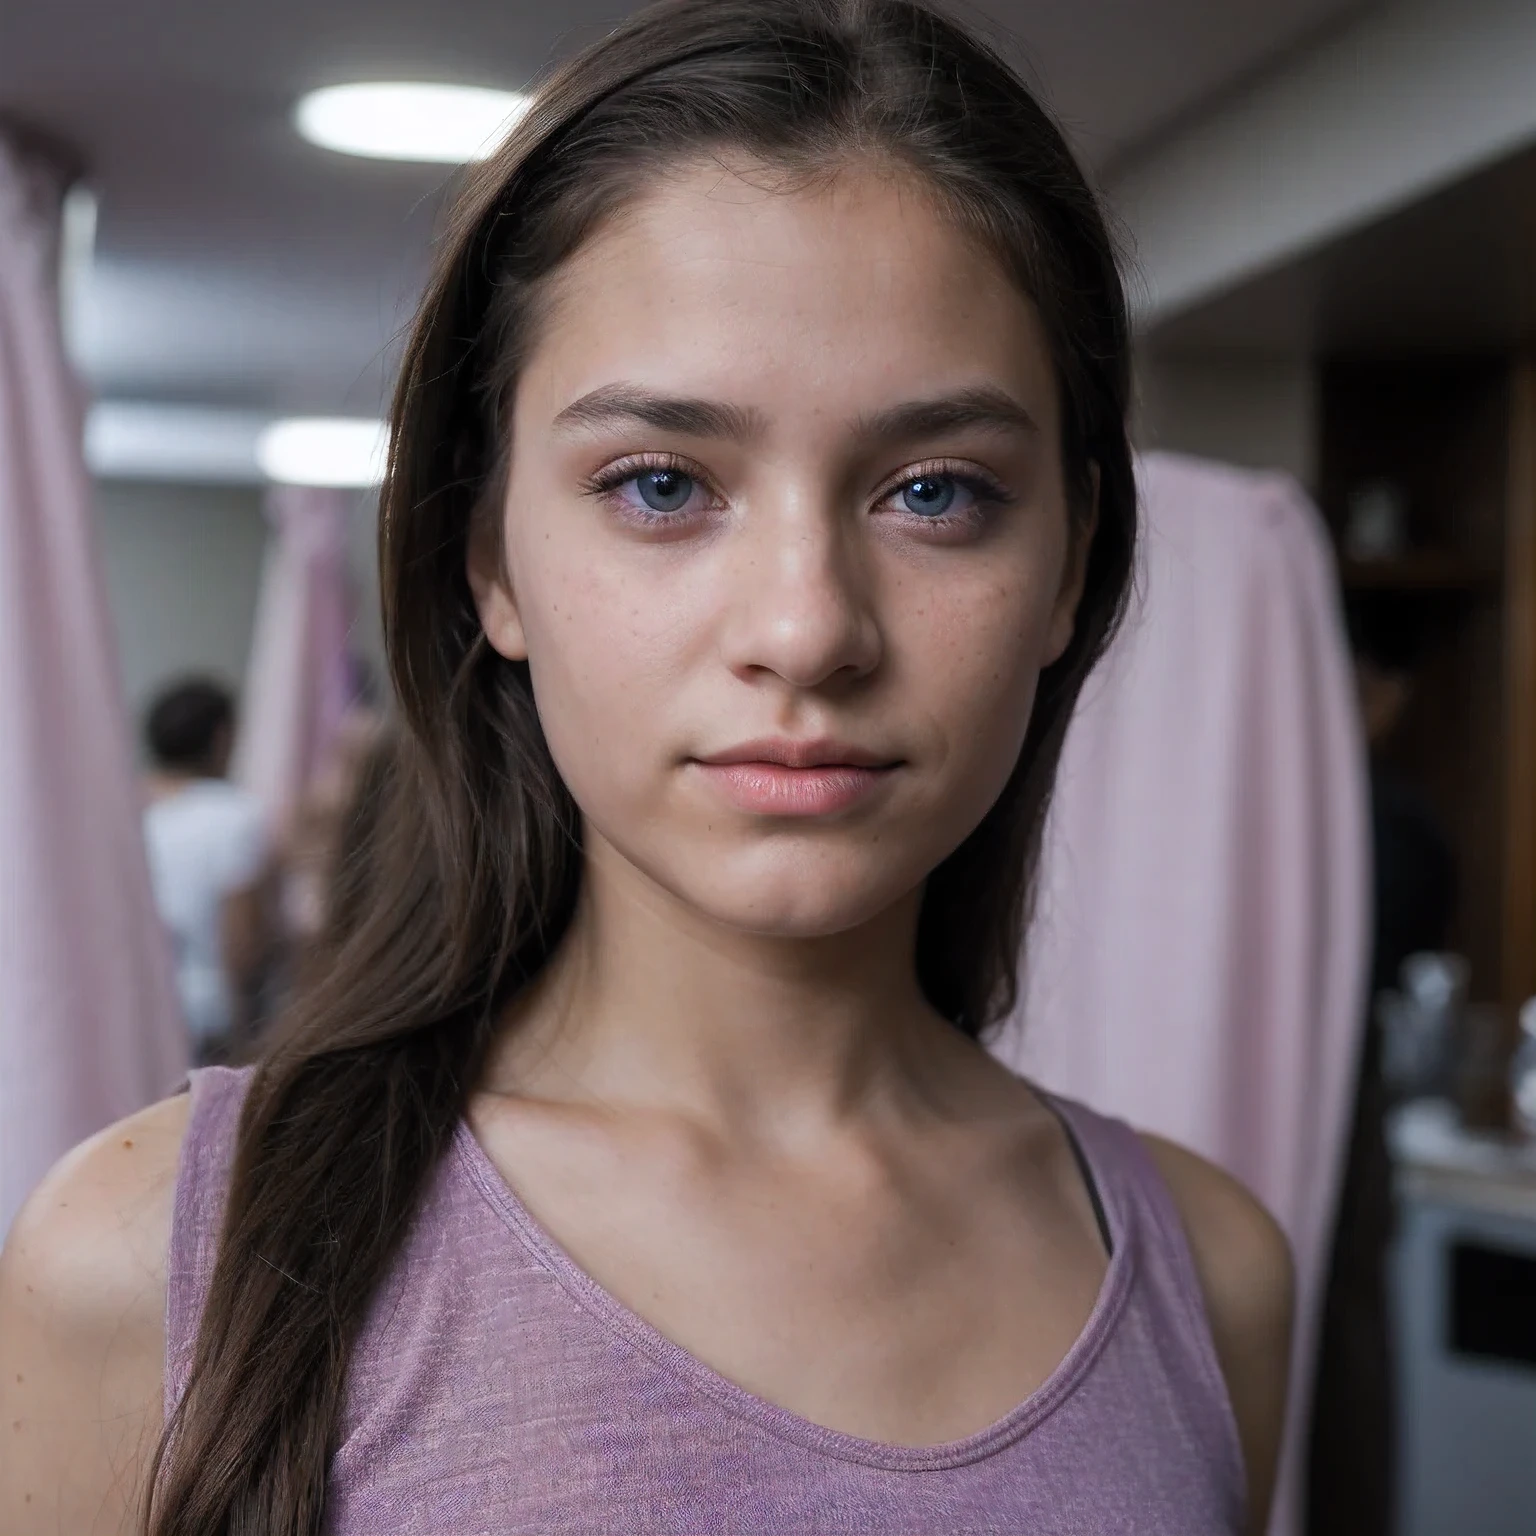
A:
[
  {"left": 0, "top": 1093, "right": 190, "bottom": 1534},
  {"left": 1140, "top": 1135, "right": 1294, "bottom": 1332},
  {"left": 1141, "top": 1135, "right": 1293, "bottom": 1536},
  {"left": 2, "top": 1093, "right": 190, "bottom": 1305}
]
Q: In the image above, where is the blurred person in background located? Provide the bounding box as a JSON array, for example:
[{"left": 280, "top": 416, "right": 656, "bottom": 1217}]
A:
[
  {"left": 279, "top": 703, "right": 385, "bottom": 975},
  {"left": 140, "top": 676, "right": 274, "bottom": 1065},
  {"left": 297, "top": 719, "right": 395, "bottom": 966},
  {"left": 1349, "top": 599, "right": 1456, "bottom": 985},
  {"left": 273, "top": 721, "right": 401, "bottom": 1010},
  {"left": 1307, "top": 596, "right": 1456, "bottom": 1536}
]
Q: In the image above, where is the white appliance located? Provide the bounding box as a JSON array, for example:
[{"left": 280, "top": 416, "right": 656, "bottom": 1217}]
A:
[{"left": 1392, "top": 1112, "right": 1536, "bottom": 1536}]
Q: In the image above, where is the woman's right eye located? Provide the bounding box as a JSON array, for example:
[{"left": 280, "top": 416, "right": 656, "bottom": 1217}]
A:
[
  {"left": 588, "top": 460, "right": 715, "bottom": 524},
  {"left": 630, "top": 468, "right": 696, "bottom": 514}
]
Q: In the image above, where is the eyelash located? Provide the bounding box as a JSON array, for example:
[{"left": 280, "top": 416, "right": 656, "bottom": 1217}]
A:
[
  {"left": 581, "top": 452, "right": 1014, "bottom": 532},
  {"left": 876, "top": 459, "right": 1015, "bottom": 532},
  {"left": 582, "top": 452, "right": 722, "bottom": 525}
]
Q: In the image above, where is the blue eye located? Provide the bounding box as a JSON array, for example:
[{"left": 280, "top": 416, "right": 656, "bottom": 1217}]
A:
[
  {"left": 900, "top": 475, "right": 964, "bottom": 518},
  {"left": 634, "top": 468, "right": 694, "bottom": 513},
  {"left": 587, "top": 458, "right": 714, "bottom": 526}
]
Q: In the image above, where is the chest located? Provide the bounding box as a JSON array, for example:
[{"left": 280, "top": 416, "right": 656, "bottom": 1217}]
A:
[
  {"left": 465, "top": 1112, "right": 1107, "bottom": 1447},
  {"left": 319, "top": 1140, "right": 1245, "bottom": 1536},
  {"left": 329, "top": 1262, "right": 1239, "bottom": 1536}
]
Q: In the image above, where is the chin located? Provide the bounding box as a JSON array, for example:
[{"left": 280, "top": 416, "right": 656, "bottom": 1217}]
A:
[{"left": 671, "top": 838, "right": 926, "bottom": 940}]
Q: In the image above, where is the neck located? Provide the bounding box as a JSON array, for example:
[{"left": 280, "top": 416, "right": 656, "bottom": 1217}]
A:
[
  {"left": 485, "top": 832, "right": 952, "bottom": 1140},
  {"left": 143, "top": 768, "right": 206, "bottom": 800}
]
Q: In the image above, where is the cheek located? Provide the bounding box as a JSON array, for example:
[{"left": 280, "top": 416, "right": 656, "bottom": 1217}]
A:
[
  {"left": 904, "top": 558, "right": 1063, "bottom": 793},
  {"left": 507, "top": 525, "right": 696, "bottom": 801}
]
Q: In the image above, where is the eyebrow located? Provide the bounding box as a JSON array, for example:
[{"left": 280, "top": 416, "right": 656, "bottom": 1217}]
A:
[
  {"left": 549, "top": 382, "right": 1038, "bottom": 444},
  {"left": 854, "top": 387, "right": 1039, "bottom": 442},
  {"left": 552, "top": 384, "right": 765, "bottom": 441}
]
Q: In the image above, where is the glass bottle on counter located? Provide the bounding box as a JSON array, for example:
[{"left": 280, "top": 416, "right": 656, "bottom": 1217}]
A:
[{"left": 1511, "top": 996, "right": 1536, "bottom": 1137}]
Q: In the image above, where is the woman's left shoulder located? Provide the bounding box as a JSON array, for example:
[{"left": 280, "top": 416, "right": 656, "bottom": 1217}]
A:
[
  {"left": 1139, "top": 1135, "right": 1293, "bottom": 1321},
  {"left": 1139, "top": 1134, "right": 1293, "bottom": 1536}
]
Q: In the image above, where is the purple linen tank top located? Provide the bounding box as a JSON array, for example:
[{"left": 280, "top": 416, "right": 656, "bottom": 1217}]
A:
[{"left": 167, "top": 1067, "right": 1246, "bottom": 1534}]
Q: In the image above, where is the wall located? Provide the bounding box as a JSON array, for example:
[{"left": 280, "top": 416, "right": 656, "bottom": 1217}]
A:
[
  {"left": 95, "top": 479, "right": 390, "bottom": 753},
  {"left": 1110, "top": 0, "right": 1536, "bottom": 326},
  {"left": 94, "top": 479, "right": 268, "bottom": 747},
  {"left": 1134, "top": 350, "right": 1319, "bottom": 488}
]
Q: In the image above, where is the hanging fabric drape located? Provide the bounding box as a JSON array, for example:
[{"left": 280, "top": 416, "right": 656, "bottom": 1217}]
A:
[
  {"left": 232, "top": 484, "right": 356, "bottom": 834},
  {"left": 994, "top": 451, "right": 1371, "bottom": 1536},
  {"left": 0, "top": 131, "right": 185, "bottom": 1236}
]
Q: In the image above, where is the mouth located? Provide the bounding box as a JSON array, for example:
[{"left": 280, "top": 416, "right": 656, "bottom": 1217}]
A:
[
  {"left": 690, "top": 738, "right": 902, "bottom": 817},
  {"left": 696, "top": 737, "right": 899, "bottom": 770}
]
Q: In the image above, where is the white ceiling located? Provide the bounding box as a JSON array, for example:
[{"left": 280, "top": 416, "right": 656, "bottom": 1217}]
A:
[{"left": 0, "top": 0, "right": 1367, "bottom": 426}]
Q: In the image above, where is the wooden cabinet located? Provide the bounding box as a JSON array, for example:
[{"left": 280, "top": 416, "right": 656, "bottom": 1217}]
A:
[
  {"left": 1147, "top": 136, "right": 1536, "bottom": 1035},
  {"left": 1318, "top": 355, "right": 1536, "bottom": 1014}
]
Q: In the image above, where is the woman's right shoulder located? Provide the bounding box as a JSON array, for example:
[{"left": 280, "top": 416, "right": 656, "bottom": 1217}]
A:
[
  {"left": 1, "top": 1091, "right": 191, "bottom": 1325},
  {"left": 0, "top": 1093, "right": 191, "bottom": 1533}
]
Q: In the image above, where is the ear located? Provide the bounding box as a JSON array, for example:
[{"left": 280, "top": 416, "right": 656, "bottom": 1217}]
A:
[
  {"left": 465, "top": 512, "right": 528, "bottom": 662},
  {"left": 1043, "top": 463, "right": 1099, "bottom": 667}
]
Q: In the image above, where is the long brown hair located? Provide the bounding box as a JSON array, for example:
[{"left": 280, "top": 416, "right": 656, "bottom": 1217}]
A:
[{"left": 147, "top": 2, "right": 1135, "bottom": 1529}]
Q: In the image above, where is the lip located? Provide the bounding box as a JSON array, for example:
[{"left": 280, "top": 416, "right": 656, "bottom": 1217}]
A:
[
  {"left": 695, "top": 738, "right": 898, "bottom": 770},
  {"left": 690, "top": 738, "right": 901, "bottom": 817}
]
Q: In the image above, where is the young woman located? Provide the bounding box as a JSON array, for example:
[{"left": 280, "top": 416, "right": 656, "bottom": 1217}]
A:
[{"left": 0, "top": 2, "right": 1293, "bottom": 1532}]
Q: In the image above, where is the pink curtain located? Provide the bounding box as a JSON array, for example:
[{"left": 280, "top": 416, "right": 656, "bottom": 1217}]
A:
[
  {"left": 232, "top": 485, "right": 356, "bottom": 833},
  {"left": 0, "top": 133, "right": 185, "bottom": 1236},
  {"left": 994, "top": 452, "right": 1370, "bottom": 1536}
]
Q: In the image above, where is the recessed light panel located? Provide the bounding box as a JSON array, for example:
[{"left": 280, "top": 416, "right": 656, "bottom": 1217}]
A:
[
  {"left": 295, "top": 82, "right": 529, "bottom": 164},
  {"left": 256, "top": 418, "right": 389, "bottom": 487}
]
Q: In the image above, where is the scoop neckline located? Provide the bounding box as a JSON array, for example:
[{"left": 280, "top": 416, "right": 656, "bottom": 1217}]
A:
[{"left": 451, "top": 1096, "right": 1136, "bottom": 1472}]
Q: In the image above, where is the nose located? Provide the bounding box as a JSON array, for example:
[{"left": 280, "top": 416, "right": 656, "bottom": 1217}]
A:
[{"left": 717, "top": 492, "right": 883, "bottom": 691}]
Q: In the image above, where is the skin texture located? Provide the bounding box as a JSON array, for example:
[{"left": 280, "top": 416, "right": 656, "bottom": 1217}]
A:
[
  {"left": 477, "top": 164, "right": 1081, "bottom": 943},
  {"left": 0, "top": 1095, "right": 186, "bottom": 1534},
  {"left": 0, "top": 161, "right": 1292, "bottom": 1535}
]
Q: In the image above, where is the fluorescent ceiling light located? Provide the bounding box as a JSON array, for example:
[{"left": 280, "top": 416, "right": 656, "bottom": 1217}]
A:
[
  {"left": 295, "top": 82, "right": 529, "bottom": 163},
  {"left": 86, "top": 402, "right": 268, "bottom": 484},
  {"left": 256, "top": 418, "right": 388, "bottom": 487}
]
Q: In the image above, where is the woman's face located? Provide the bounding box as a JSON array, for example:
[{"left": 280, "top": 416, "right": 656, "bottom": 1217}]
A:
[{"left": 471, "top": 160, "right": 1089, "bottom": 939}]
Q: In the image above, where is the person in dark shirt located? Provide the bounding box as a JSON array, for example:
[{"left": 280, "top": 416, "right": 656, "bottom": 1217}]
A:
[{"left": 1308, "top": 596, "right": 1454, "bottom": 1536}]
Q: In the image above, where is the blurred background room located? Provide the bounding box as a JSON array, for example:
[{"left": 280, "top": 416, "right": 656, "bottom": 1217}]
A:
[{"left": 1, "top": 2, "right": 1534, "bottom": 1533}]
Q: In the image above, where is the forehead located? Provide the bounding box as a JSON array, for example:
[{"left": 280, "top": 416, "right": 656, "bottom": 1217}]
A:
[{"left": 518, "top": 158, "right": 1059, "bottom": 434}]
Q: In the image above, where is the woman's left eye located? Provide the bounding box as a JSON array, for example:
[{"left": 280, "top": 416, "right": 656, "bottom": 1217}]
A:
[
  {"left": 883, "top": 470, "right": 998, "bottom": 523},
  {"left": 629, "top": 468, "right": 696, "bottom": 514},
  {"left": 897, "top": 475, "right": 969, "bottom": 518}
]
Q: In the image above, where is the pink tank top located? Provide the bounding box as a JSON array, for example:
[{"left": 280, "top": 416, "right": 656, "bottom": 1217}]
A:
[{"left": 167, "top": 1066, "right": 1246, "bottom": 1533}]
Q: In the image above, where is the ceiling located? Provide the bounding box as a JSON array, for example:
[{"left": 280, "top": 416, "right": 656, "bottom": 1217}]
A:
[
  {"left": 1, "top": 0, "right": 1367, "bottom": 427},
  {"left": 1149, "top": 138, "right": 1536, "bottom": 358}
]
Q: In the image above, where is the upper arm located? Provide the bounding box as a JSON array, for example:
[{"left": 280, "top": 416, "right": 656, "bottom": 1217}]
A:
[
  {"left": 219, "top": 800, "right": 274, "bottom": 984},
  {"left": 1141, "top": 1135, "right": 1294, "bottom": 1536},
  {"left": 220, "top": 879, "right": 271, "bottom": 985},
  {"left": 0, "top": 1095, "right": 189, "bottom": 1535}
]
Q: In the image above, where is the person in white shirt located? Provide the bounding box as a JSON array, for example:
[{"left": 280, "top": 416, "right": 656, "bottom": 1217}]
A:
[{"left": 140, "top": 677, "right": 272, "bottom": 1063}]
